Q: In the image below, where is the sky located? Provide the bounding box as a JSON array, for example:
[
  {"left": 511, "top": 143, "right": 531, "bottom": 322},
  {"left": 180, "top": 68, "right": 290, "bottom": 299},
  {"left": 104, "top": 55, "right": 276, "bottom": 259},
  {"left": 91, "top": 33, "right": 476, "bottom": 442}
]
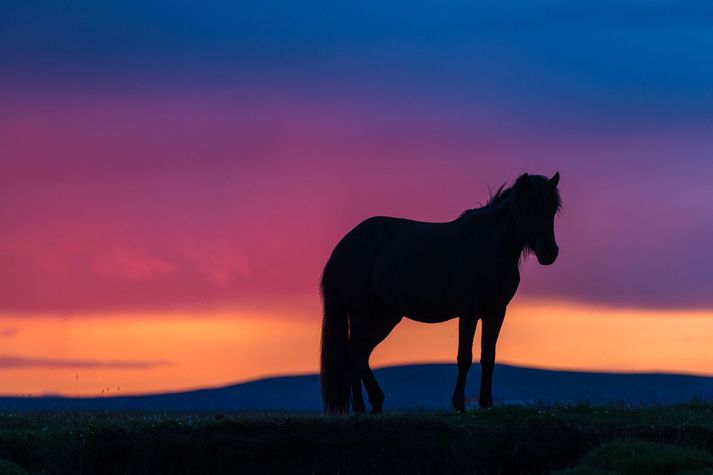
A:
[{"left": 1, "top": 1, "right": 713, "bottom": 396}]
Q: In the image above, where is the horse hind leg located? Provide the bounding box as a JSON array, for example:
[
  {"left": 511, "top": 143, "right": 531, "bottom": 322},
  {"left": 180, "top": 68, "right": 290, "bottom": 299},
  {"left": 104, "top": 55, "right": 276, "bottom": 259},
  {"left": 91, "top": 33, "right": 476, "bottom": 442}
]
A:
[
  {"left": 362, "top": 364, "right": 384, "bottom": 414},
  {"left": 347, "top": 310, "right": 372, "bottom": 414},
  {"left": 362, "top": 313, "right": 401, "bottom": 414},
  {"left": 349, "top": 308, "right": 400, "bottom": 414},
  {"left": 348, "top": 339, "right": 368, "bottom": 414}
]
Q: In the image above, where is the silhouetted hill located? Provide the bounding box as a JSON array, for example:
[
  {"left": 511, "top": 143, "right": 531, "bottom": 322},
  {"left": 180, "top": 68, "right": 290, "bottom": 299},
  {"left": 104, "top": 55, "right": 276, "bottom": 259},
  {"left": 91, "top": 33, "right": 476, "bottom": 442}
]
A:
[{"left": 1, "top": 364, "right": 711, "bottom": 412}]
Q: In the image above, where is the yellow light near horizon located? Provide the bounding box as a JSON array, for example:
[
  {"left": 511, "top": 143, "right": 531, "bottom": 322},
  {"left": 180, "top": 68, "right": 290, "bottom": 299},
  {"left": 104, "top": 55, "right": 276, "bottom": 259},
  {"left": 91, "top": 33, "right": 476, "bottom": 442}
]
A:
[
  {"left": 0, "top": 312, "right": 320, "bottom": 396},
  {"left": 0, "top": 300, "right": 712, "bottom": 396},
  {"left": 372, "top": 301, "right": 713, "bottom": 376},
  {"left": 504, "top": 301, "right": 713, "bottom": 374}
]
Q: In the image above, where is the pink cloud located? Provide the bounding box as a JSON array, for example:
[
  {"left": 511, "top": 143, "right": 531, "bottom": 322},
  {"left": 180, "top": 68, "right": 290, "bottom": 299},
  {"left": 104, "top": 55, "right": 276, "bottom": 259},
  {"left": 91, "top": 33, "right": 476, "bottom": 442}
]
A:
[
  {"left": 0, "top": 355, "right": 171, "bottom": 369},
  {"left": 0, "top": 328, "right": 19, "bottom": 338},
  {"left": 89, "top": 247, "right": 175, "bottom": 281}
]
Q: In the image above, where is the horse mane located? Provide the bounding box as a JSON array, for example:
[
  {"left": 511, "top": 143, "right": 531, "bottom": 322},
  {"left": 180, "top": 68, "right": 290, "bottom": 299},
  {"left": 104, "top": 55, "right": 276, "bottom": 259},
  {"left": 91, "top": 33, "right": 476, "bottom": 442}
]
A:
[
  {"left": 459, "top": 174, "right": 562, "bottom": 219},
  {"left": 458, "top": 183, "right": 514, "bottom": 218}
]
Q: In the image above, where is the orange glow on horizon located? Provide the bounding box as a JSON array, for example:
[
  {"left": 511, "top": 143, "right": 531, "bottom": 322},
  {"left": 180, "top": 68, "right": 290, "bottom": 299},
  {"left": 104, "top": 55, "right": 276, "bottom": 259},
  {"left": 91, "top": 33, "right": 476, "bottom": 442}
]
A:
[{"left": 0, "top": 299, "right": 712, "bottom": 396}]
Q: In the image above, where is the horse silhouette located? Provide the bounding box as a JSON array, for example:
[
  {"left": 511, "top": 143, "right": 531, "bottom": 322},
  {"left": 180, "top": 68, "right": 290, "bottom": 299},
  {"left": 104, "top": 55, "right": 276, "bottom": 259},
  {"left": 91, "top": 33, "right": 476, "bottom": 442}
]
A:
[{"left": 320, "top": 172, "right": 561, "bottom": 414}]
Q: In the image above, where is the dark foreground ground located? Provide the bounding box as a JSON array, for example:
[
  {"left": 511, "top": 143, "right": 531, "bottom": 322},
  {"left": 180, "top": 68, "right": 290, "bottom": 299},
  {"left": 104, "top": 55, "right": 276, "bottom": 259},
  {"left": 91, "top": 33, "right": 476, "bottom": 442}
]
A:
[{"left": 1, "top": 405, "right": 712, "bottom": 474}]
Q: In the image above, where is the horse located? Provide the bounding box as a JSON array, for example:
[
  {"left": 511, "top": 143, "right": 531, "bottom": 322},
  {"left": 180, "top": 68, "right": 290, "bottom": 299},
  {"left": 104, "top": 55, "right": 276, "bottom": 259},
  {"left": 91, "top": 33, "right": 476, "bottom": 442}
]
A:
[{"left": 319, "top": 172, "right": 561, "bottom": 414}]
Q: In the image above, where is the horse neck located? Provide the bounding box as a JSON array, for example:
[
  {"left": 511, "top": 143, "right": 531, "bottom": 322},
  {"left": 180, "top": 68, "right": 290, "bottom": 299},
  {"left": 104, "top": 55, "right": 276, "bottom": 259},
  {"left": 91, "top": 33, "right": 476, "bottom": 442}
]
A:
[{"left": 462, "top": 198, "right": 525, "bottom": 264}]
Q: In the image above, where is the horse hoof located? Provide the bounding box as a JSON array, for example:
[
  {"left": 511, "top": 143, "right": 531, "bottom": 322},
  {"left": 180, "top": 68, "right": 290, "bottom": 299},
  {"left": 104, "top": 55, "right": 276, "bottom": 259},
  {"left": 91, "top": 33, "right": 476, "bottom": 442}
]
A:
[{"left": 369, "top": 408, "right": 383, "bottom": 415}]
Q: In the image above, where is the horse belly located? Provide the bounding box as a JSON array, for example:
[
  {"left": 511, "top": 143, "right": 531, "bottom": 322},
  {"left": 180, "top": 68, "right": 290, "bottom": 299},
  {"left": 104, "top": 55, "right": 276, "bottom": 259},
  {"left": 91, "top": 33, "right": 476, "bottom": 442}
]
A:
[
  {"left": 405, "top": 310, "right": 459, "bottom": 324},
  {"left": 373, "top": 253, "right": 519, "bottom": 321},
  {"left": 372, "top": 261, "right": 463, "bottom": 323}
]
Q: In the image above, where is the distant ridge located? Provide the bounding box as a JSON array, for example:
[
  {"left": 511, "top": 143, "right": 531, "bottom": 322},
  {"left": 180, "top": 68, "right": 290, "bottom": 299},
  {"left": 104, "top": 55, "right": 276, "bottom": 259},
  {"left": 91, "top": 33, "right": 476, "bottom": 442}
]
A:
[{"left": 1, "top": 364, "right": 712, "bottom": 412}]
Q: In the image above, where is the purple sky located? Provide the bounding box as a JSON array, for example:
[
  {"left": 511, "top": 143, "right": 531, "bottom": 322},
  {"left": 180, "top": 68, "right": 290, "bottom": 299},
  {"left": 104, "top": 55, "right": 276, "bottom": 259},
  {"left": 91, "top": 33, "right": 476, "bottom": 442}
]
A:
[{"left": 1, "top": 1, "right": 713, "bottom": 315}]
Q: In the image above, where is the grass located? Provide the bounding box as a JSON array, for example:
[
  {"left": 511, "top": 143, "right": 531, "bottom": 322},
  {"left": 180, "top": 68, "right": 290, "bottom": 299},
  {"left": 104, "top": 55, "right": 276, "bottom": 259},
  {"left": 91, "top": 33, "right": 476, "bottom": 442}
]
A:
[
  {"left": 554, "top": 439, "right": 713, "bottom": 475},
  {"left": 0, "top": 404, "right": 712, "bottom": 474},
  {"left": 0, "top": 459, "right": 29, "bottom": 475}
]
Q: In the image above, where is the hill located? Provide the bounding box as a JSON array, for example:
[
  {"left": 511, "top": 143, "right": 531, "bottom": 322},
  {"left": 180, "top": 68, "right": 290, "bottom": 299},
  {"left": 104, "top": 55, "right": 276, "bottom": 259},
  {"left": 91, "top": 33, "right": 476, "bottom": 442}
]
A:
[{"left": 1, "top": 363, "right": 711, "bottom": 412}]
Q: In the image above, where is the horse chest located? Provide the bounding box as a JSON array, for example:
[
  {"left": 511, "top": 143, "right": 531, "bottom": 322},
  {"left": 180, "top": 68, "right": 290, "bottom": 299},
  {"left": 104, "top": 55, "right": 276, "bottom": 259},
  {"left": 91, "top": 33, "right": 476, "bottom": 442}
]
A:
[{"left": 471, "top": 267, "right": 520, "bottom": 309}]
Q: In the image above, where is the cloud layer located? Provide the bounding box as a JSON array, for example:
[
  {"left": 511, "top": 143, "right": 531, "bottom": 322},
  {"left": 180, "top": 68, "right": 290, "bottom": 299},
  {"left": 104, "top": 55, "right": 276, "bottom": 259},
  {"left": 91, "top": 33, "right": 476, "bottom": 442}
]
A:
[{"left": 0, "top": 356, "right": 170, "bottom": 369}]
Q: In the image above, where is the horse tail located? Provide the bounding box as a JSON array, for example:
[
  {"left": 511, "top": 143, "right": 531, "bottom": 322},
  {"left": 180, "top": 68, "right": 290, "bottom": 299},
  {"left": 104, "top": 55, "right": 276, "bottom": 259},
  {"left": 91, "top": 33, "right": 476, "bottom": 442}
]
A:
[{"left": 320, "top": 266, "right": 350, "bottom": 414}]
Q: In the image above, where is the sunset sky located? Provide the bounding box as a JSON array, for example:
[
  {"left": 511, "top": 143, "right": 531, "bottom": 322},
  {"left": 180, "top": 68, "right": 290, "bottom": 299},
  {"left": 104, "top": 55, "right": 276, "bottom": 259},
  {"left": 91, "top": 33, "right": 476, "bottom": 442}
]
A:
[{"left": 2, "top": 1, "right": 713, "bottom": 396}]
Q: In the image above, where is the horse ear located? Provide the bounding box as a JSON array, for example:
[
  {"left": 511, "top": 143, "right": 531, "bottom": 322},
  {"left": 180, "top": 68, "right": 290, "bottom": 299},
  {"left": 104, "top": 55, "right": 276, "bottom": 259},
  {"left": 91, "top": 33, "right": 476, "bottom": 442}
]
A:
[
  {"left": 549, "top": 172, "right": 560, "bottom": 187},
  {"left": 515, "top": 173, "right": 529, "bottom": 188}
]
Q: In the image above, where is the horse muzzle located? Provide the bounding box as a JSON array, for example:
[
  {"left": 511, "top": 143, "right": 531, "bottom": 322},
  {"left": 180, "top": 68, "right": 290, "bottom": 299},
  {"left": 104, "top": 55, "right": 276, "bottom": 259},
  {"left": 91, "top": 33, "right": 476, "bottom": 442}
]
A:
[{"left": 535, "top": 245, "right": 559, "bottom": 266}]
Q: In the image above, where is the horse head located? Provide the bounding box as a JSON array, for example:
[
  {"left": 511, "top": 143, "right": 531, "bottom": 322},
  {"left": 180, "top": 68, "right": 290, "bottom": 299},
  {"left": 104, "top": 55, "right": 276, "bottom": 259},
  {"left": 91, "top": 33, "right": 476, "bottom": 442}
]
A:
[{"left": 512, "top": 172, "right": 561, "bottom": 265}]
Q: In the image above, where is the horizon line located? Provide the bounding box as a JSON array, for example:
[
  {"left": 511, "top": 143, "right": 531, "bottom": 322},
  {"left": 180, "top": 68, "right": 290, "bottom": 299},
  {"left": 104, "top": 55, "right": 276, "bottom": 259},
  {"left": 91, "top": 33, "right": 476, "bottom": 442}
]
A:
[{"left": 2, "top": 360, "right": 712, "bottom": 400}]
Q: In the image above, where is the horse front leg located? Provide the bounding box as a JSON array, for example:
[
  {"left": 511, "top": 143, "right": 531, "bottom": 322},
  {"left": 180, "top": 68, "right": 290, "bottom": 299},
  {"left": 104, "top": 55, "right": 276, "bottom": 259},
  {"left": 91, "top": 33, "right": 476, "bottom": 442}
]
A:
[
  {"left": 451, "top": 316, "right": 477, "bottom": 411},
  {"left": 479, "top": 308, "right": 506, "bottom": 408}
]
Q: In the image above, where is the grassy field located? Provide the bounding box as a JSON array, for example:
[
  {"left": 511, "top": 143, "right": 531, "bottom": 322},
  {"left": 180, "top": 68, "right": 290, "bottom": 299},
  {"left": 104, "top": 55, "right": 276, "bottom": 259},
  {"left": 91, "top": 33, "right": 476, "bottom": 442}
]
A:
[{"left": 0, "top": 405, "right": 712, "bottom": 474}]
